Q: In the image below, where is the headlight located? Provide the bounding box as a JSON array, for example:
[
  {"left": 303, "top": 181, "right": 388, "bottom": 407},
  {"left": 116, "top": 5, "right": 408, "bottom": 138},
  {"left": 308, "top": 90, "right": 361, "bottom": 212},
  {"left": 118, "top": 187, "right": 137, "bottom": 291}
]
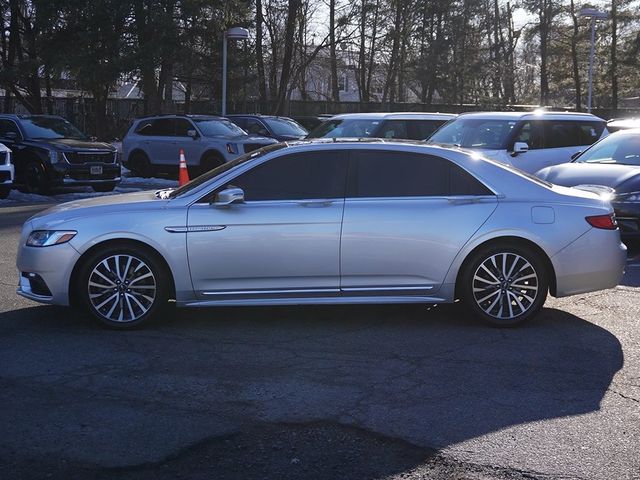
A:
[
  {"left": 613, "top": 191, "right": 640, "bottom": 203},
  {"left": 26, "top": 230, "right": 77, "bottom": 247},
  {"left": 48, "top": 150, "right": 60, "bottom": 164},
  {"left": 226, "top": 143, "right": 238, "bottom": 154}
]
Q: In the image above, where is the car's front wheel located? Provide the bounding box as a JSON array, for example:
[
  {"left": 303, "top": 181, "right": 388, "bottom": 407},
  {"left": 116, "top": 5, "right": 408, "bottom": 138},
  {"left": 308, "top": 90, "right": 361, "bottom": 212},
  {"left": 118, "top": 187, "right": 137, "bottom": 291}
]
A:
[
  {"left": 78, "top": 244, "right": 169, "bottom": 328},
  {"left": 461, "top": 243, "right": 548, "bottom": 327}
]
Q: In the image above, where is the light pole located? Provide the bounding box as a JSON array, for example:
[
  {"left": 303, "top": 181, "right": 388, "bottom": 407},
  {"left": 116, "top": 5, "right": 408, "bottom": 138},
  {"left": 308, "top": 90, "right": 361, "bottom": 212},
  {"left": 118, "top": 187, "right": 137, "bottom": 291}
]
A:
[
  {"left": 222, "top": 27, "right": 249, "bottom": 116},
  {"left": 579, "top": 8, "right": 608, "bottom": 113}
]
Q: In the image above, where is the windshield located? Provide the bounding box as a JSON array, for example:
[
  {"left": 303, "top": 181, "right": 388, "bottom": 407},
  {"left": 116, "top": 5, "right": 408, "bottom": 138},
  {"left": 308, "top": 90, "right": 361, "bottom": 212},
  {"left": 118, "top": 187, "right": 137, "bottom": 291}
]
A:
[
  {"left": 167, "top": 143, "right": 287, "bottom": 199},
  {"left": 575, "top": 133, "right": 640, "bottom": 166},
  {"left": 20, "top": 116, "right": 88, "bottom": 140},
  {"left": 264, "top": 117, "right": 307, "bottom": 136},
  {"left": 194, "top": 119, "right": 246, "bottom": 137},
  {"left": 306, "top": 119, "right": 381, "bottom": 138},
  {"left": 428, "top": 118, "right": 517, "bottom": 149}
]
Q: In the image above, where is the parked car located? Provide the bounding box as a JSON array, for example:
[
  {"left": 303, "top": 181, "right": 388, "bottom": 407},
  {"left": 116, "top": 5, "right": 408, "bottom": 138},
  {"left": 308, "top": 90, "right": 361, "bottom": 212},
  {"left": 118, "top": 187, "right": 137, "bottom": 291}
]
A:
[
  {"left": 607, "top": 117, "right": 640, "bottom": 132},
  {"left": 226, "top": 114, "right": 307, "bottom": 141},
  {"left": 0, "top": 143, "right": 14, "bottom": 199},
  {"left": 0, "top": 114, "right": 120, "bottom": 194},
  {"left": 17, "top": 140, "right": 625, "bottom": 329},
  {"left": 535, "top": 128, "right": 640, "bottom": 238},
  {"left": 306, "top": 112, "right": 456, "bottom": 140},
  {"left": 427, "top": 111, "right": 607, "bottom": 173},
  {"left": 122, "top": 114, "right": 278, "bottom": 177},
  {"left": 291, "top": 115, "right": 332, "bottom": 131}
]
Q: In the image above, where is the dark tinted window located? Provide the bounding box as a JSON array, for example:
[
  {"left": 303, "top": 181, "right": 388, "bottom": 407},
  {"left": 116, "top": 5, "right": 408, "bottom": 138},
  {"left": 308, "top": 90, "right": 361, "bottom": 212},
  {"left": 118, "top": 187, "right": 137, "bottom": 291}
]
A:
[
  {"left": 135, "top": 120, "right": 155, "bottom": 135},
  {"left": 543, "top": 120, "right": 604, "bottom": 148},
  {"left": 224, "top": 150, "right": 348, "bottom": 201},
  {"left": 351, "top": 150, "right": 492, "bottom": 197},
  {"left": 377, "top": 120, "right": 408, "bottom": 139},
  {"left": 174, "top": 118, "right": 195, "bottom": 136},
  {"left": 0, "top": 119, "right": 21, "bottom": 138},
  {"left": 514, "top": 121, "right": 544, "bottom": 149},
  {"left": 151, "top": 118, "right": 174, "bottom": 136},
  {"left": 408, "top": 120, "right": 448, "bottom": 140}
]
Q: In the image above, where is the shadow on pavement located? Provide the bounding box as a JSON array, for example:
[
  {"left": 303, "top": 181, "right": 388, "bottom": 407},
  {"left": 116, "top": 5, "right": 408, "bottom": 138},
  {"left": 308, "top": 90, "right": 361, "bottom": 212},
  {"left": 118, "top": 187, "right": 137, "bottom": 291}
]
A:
[{"left": 0, "top": 303, "right": 624, "bottom": 479}]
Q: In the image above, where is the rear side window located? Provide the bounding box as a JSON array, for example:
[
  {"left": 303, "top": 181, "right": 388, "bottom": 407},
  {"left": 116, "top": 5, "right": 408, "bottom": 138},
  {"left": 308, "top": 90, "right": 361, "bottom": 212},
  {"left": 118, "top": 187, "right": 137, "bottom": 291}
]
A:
[
  {"left": 135, "top": 118, "right": 174, "bottom": 136},
  {"left": 350, "top": 150, "right": 493, "bottom": 197},
  {"left": 224, "top": 150, "right": 348, "bottom": 201},
  {"left": 377, "top": 120, "right": 408, "bottom": 139},
  {"left": 174, "top": 118, "right": 195, "bottom": 136},
  {"left": 543, "top": 120, "right": 604, "bottom": 148},
  {"left": 407, "top": 120, "right": 448, "bottom": 140}
]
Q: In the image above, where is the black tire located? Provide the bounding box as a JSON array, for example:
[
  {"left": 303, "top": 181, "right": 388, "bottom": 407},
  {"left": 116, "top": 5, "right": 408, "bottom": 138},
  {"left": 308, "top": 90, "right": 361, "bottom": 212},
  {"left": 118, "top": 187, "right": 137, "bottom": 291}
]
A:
[
  {"left": 91, "top": 182, "right": 117, "bottom": 193},
  {"left": 23, "top": 161, "right": 51, "bottom": 195},
  {"left": 460, "top": 242, "right": 548, "bottom": 327},
  {"left": 0, "top": 186, "right": 9, "bottom": 199},
  {"left": 77, "top": 244, "right": 169, "bottom": 329},
  {"left": 199, "top": 152, "right": 224, "bottom": 176},
  {"left": 129, "top": 151, "right": 153, "bottom": 178}
]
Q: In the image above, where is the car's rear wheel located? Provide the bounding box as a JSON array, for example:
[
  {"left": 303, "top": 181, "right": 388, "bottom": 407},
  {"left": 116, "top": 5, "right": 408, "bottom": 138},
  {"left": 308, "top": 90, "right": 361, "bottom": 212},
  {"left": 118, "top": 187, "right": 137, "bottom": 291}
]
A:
[
  {"left": 91, "top": 182, "right": 117, "bottom": 193},
  {"left": 129, "top": 151, "right": 152, "bottom": 178},
  {"left": 78, "top": 244, "right": 169, "bottom": 329},
  {"left": 461, "top": 243, "right": 548, "bottom": 327}
]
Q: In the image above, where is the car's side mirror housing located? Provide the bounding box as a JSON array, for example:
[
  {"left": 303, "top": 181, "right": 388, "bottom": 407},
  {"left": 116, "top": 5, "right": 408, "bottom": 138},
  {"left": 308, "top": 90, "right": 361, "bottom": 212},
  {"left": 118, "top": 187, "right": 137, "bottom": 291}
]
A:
[
  {"left": 570, "top": 150, "right": 583, "bottom": 161},
  {"left": 511, "top": 142, "right": 529, "bottom": 157},
  {"left": 214, "top": 187, "right": 244, "bottom": 206},
  {"left": 258, "top": 128, "right": 269, "bottom": 137},
  {"left": 187, "top": 129, "right": 198, "bottom": 139}
]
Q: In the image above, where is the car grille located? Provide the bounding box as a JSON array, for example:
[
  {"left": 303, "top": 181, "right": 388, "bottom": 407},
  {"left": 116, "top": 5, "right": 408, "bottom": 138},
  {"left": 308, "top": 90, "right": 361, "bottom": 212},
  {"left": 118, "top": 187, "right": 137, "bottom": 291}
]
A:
[
  {"left": 64, "top": 152, "right": 116, "bottom": 164},
  {"left": 243, "top": 143, "right": 271, "bottom": 154}
]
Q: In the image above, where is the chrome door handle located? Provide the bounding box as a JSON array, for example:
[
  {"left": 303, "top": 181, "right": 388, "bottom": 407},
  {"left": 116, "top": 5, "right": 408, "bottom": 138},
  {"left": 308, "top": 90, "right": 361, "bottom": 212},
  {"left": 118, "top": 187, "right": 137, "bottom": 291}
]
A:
[
  {"left": 446, "top": 197, "right": 479, "bottom": 205},
  {"left": 298, "top": 200, "right": 334, "bottom": 207}
]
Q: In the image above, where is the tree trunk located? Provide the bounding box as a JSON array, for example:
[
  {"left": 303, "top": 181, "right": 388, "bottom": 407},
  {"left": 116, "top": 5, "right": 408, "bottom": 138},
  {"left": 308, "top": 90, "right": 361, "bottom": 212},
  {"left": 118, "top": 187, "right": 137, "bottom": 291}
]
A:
[
  {"left": 329, "top": 0, "right": 340, "bottom": 102},
  {"left": 256, "top": 0, "right": 267, "bottom": 104},
  {"left": 273, "top": 0, "right": 302, "bottom": 115},
  {"left": 569, "top": 0, "right": 582, "bottom": 111},
  {"left": 611, "top": 0, "right": 618, "bottom": 111}
]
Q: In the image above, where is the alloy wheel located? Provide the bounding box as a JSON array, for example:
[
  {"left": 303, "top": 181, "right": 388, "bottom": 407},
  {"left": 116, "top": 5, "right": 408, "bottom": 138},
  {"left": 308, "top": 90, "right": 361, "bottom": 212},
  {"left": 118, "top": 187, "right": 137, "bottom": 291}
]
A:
[{"left": 87, "top": 254, "right": 157, "bottom": 323}]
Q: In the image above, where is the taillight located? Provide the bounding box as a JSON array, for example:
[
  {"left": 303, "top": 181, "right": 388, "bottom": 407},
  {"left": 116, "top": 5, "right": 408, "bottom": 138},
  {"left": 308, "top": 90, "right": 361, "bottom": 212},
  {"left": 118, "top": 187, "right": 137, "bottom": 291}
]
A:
[{"left": 585, "top": 213, "right": 617, "bottom": 230}]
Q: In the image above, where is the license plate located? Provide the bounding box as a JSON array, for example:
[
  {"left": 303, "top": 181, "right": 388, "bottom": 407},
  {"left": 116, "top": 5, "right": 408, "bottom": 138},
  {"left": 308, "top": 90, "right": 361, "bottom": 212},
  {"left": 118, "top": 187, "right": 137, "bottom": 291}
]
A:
[{"left": 90, "top": 166, "right": 103, "bottom": 175}]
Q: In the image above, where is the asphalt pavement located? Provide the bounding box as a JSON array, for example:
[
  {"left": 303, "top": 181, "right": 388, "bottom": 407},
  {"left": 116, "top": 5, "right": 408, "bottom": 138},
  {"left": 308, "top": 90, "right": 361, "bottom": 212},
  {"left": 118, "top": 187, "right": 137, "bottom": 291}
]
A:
[{"left": 1, "top": 200, "right": 639, "bottom": 480}]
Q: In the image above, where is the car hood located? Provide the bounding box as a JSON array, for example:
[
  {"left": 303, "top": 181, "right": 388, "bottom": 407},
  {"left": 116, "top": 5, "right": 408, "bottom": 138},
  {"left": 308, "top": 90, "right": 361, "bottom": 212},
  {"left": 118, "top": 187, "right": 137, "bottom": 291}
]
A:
[
  {"left": 536, "top": 163, "right": 640, "bottom": 193},
  {"left": 28, "top": 191, "right": 166, "bottom": 229},
  {"left": 26, "top": 138, "right": 116, "bottom": 151}
]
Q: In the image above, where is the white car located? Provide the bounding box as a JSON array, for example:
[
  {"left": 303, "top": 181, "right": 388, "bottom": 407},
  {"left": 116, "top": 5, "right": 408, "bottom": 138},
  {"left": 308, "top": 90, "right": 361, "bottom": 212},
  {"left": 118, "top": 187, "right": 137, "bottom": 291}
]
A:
[
  {"left": 428, "top": 111, "right": 607, "bottom": 173},
  {"left": 306, "top": 112, "right": 456, "bottom": 140},
  {"left": 0, "top": 143, "right": 13, "bottom": 199}
]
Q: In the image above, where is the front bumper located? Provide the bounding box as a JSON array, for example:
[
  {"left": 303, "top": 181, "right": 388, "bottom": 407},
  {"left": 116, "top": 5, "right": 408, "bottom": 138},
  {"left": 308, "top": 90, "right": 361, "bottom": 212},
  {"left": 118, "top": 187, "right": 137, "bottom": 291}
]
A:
[
  {"left": 50, "top": 162, "right": 121, "bottom": 186},
  {"left": 552, "top": 227, "right": 627, "bottom": 298},
  {"left": 16, "top": 241, "right": 80, "bottom": 306}
]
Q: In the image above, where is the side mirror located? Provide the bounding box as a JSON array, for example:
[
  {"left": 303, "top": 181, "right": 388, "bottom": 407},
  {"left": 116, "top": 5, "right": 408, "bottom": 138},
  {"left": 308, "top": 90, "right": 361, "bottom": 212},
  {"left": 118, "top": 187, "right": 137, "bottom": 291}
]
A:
[
  {"left": 257, "top": 128, "right": 269, "bottom": 137},
  {"left": 570, "top": 150, "right": 583, "bottom": 161},
  {"left": 187, "top": 129, "right": 198, "bottom": 139},
  {"left": 214, "top": 187, "right": 244, "bottom": 206},
  {"left": 511, "top": 141, "right": 529, "bottom": 157},
  {"left": 4, "top": 131, "right": 18, "bottom": 141},
  {"left": 90, "top": 136, "right": 98, "bottom": 142}
]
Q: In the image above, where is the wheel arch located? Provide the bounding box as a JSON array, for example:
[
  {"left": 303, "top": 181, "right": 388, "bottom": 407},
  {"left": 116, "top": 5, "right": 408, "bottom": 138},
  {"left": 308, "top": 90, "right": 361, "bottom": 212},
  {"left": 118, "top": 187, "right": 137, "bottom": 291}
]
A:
[
  {"left": 454, "top": 235, "right": 557, "bottom": 300},
  {"left": 68, "top": 238, "right": 176, "bottom": 307},
  {"left": 126, "top": 147, "right": 150, "bottom": 164},
  {"left": 199, "top": 149, "right": 225, "bottom": 166}
]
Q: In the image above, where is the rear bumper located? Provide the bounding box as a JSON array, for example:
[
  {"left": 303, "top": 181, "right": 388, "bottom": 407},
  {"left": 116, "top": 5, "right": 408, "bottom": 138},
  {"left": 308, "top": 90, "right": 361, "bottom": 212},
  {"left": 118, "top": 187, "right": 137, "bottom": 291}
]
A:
[{"left": 552, "top": 228, "right": 627, "bottom": 298}]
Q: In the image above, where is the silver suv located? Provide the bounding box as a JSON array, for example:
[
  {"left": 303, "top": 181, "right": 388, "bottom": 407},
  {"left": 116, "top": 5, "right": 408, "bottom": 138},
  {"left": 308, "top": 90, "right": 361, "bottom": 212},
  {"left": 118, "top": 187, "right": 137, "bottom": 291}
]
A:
[
  {"left": 122, "top": 115, "right": 277, "bottom": 177},
  {"left": 0, "top": 143, "right": 13, "bottom": 198}
]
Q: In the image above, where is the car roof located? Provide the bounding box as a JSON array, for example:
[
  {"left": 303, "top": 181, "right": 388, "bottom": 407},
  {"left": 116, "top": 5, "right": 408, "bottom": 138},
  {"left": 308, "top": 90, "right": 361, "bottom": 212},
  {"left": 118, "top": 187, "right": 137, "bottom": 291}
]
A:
[
  {"left": 226, "top": 114, "right": 295, "bottom": 120},
  {"left": 0, "top": 114, "right": 65, "bottom": 120},
  {"left": 456, "top": 111, "right": 605, "bottom": 121},
  {"left": 133, "top": 114, "right": 227, "bottom": 121},
  {"left": 607, "top": 118, "right": 640, "bottom": 129},
  {"left": 327, "top": 112, "right": 457, "bottom": 121}
]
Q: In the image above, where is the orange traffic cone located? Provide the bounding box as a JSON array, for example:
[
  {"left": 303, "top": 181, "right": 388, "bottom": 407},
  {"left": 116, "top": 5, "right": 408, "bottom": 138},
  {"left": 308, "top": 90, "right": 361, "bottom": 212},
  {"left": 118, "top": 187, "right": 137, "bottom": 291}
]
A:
[{"left": 178, "top": 149, "right": 190, "bottom": 186}]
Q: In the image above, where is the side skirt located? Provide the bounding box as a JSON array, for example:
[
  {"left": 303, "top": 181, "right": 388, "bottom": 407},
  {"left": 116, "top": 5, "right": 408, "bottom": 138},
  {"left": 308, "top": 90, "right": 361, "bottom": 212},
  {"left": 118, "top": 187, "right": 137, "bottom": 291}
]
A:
[{"left": 179, "top": 295, "right": 448, "bottom": 308}]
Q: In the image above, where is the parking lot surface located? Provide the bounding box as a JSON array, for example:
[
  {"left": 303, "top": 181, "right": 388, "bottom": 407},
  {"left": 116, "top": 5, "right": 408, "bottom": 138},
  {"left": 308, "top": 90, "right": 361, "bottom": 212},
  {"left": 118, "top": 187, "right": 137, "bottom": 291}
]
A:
[{"left": 1, "top": 196, "right": 639, "bottom": 480}]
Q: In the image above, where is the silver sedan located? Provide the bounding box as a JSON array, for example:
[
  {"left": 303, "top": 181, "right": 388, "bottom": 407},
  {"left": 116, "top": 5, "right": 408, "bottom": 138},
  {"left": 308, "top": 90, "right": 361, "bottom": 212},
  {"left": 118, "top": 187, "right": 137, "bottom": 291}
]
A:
[{"left": 16, "top": 140, "right": 626, "bottom": 328}]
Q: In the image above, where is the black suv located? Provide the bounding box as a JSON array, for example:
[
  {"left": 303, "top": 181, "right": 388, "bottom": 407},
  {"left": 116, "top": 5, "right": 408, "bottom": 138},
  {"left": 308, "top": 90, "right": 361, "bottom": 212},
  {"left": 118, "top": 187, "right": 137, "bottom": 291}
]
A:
[
  {"left": 0, "top": 114, "right": 120, "bottom": 194},
  {"left": 227, "top": 114, "right": 307, "bottom": 141}
]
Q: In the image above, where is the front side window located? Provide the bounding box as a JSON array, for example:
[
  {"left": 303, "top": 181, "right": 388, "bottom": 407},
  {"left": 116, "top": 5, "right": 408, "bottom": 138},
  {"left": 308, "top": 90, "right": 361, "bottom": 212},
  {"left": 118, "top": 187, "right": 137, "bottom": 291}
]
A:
[
  {"left": 514, "top": 121, "right": 544, "bottom": 150},
  {"left": 377, "top": 120, "right": 408, "bottom": 139},
  {"left": 221, "top": 150, "right": 348, "bottom": 201},
  {"left": 174, "top": 118, "right": 195, "bottom": 137},
  {"left": 350, "top": 150, "right": 492, "bottom": 197},
  {"left": 150, "top": 119, "right": 174, "bottom": 136},
  {"left": 306, "top": 119, "right": 381, "bottom": 138},
  {"left": 263, "top": 118, "right": 307, "bottom": 136},
  {"left": 428, "top": 118, "right": 517, "bottom": 149},
  {"left": 19, "top": 116, "right": 88, "bottom": 140}
]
